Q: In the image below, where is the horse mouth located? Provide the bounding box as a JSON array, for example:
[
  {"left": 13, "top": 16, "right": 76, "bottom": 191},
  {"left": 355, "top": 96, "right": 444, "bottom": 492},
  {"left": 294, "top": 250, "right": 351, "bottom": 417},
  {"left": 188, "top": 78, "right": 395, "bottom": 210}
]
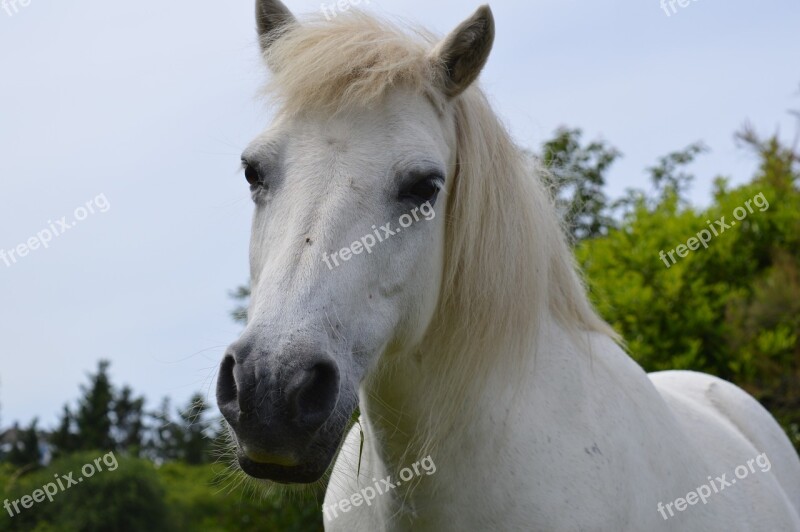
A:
[
  {"left": 237, "top": 453, "right": 329, "bottom": 483},
  {"left": 227, "top": 420, "right": 347, "bottom": 484},
  {"left": 241, "top": 447, "right": 300, "bottom": 467}
]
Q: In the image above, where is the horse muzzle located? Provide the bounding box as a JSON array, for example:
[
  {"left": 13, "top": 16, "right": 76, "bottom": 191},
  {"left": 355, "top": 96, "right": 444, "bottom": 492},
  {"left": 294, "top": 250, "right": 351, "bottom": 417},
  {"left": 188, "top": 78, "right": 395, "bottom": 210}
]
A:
[{"left": 216, "top": 338, "right": 347, "bottom": 483}]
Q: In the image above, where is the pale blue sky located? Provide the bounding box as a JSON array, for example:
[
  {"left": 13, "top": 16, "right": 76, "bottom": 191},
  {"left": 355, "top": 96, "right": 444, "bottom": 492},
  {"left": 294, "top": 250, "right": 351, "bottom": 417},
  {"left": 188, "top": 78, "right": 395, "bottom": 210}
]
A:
[{"left": 0, "top": 0, "right": 798, "bottom": 427}]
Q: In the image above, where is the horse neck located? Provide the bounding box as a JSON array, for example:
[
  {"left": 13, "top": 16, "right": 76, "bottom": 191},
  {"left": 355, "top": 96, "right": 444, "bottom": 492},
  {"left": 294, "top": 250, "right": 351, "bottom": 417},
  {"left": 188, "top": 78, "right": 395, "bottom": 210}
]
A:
[
  {"left": 360, "top": 315, "right": 587, "bottom": 477},
  {"left": 357, "top": 88, "right": 619, "bottom": 508},
  {"left": 355, "top": 318, "right": 613, "bottom": 532}
]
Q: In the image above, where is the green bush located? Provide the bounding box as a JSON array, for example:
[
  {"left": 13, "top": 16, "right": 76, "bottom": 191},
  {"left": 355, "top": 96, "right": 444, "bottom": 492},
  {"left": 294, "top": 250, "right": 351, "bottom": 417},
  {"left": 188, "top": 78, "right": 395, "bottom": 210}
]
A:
[
  {"left": 578, "top": 135, "right": 800, "bottom": 451},
  {"left": 1, "top": 455, "right": 324, "bottom": 532},
  {"left": 157, "top": 461, "right": 323, "bottom": 532},
  {"left": 1, "top": 452, "right": 169, "bottom": 531}
]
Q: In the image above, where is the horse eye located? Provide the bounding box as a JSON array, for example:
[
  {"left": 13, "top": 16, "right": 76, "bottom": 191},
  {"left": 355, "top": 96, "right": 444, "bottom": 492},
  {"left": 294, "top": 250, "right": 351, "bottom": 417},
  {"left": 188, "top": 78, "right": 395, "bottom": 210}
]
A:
[
  {"left": 400, "top": 176, "right": 442, "bottom": 204},
  {"left": 244, "top": 163, "right": 261, "bottom": 187}
]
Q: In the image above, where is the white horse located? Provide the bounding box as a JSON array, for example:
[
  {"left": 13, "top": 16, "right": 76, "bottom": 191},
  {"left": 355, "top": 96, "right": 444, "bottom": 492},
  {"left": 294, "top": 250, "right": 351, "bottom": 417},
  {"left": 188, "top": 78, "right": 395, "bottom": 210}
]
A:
[{"left": 216, "top": 2, "right": 800, "bottom": 530}]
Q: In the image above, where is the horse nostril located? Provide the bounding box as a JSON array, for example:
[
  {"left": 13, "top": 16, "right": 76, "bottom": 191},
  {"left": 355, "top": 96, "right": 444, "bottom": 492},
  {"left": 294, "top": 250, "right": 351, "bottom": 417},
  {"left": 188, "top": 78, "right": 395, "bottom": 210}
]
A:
[
  {"left": 216, "top": 354, "right": 240, "bottom": 421},
  {"left": 288, "top": 359, "right": 340, "bottom": 431}
]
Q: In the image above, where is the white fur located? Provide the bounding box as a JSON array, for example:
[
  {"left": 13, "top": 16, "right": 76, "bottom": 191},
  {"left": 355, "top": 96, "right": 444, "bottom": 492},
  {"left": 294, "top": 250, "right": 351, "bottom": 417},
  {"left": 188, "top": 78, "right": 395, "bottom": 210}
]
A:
[
  {"left": 241, "top": 6, "right": 800, "bottom": 531},
  {"left": 326, "top": 322, "right": 800, "bottom": 530}
]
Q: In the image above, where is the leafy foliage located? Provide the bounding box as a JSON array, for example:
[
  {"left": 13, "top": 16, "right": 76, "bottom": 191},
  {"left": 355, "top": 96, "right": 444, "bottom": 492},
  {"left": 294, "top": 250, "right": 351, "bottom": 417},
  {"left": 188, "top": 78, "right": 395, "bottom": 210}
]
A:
[
  {"left": 577, "top": 125, "right": 800, "bottom": 451},
  {"left": 2, "top": 452, "right": 170, "bottom": 532},
  {"left": 49, "top": 361, "right": 147, "bottom": 458},
  {"left": 6, "top": 419, "right": 41, "bottom": 469},
  {"left": 230, "top": 285, "right": 250, "bottom": 325},
  {"left": 158, "top": 462, "right": 323, "bottom": 532},
  {"left": 539, "top": 128, "right": 622, "bottom": 242},
  {"left": 1, "top": 456, "right": 321, "bottom": 531}
]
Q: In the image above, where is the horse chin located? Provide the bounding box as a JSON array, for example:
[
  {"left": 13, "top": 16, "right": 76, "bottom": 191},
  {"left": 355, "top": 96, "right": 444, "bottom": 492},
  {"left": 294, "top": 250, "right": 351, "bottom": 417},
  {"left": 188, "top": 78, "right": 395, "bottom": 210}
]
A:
[{"left": 228, "top": 411, "right": 354, "bottom": 485}]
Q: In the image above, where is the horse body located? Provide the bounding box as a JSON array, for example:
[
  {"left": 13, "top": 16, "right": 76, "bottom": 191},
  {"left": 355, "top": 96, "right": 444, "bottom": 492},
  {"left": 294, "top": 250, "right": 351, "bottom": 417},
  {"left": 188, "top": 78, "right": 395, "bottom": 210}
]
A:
[
  {"left": 326, "top": 319, "right": 800, "bottom": 531},
  {"left": 218, "top": 2, "right": 800, "bottom": 530}
]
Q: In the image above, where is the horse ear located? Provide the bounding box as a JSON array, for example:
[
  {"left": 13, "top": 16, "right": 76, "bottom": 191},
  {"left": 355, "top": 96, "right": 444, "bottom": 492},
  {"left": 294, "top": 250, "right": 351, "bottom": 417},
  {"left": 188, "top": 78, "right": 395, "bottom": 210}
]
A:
[
  {"left": 430, "top": 5, "right": 495, "bottom": 98},
  {"left": 256, "top": 0, "right": 297, "bottom": 52}
]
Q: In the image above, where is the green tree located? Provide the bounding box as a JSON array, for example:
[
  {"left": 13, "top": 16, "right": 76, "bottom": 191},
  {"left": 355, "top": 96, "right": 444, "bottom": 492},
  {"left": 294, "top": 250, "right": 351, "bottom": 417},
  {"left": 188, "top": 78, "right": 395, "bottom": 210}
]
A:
[
  {"left": 50, "top": 361, "right": 149, "bottom": 458},
  {"left": 647, "top": 141, "right": 708, "bottom": 202},
  {"left": 74, "top": 360, "right": 115, "bottom": 451},
  {"left": 112, "top": 386, "right": 146, "bottom": 456},
  {"left": 612, "top": 141, "right": 708, "bottom": 219},
  {"left": 230, "top": 284, "right": 250, "bottom": 325},
  {"left": 147, "top": 397, "right": 182, "bottom": 463},
  {"left": 6, "top": 419, "right": 41, "bottom": 469},
  {"left": 539, "top": 127, "right": 622, "bottom": 242},
  {"left": 49, "top": 406, "right": 77, "bottom": 458},
  {"left": 178, "top": 393, "right": 214, "bottom": 465},
  {"left": 578, "top": 123, "right": 800, "bottom": 450}
]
